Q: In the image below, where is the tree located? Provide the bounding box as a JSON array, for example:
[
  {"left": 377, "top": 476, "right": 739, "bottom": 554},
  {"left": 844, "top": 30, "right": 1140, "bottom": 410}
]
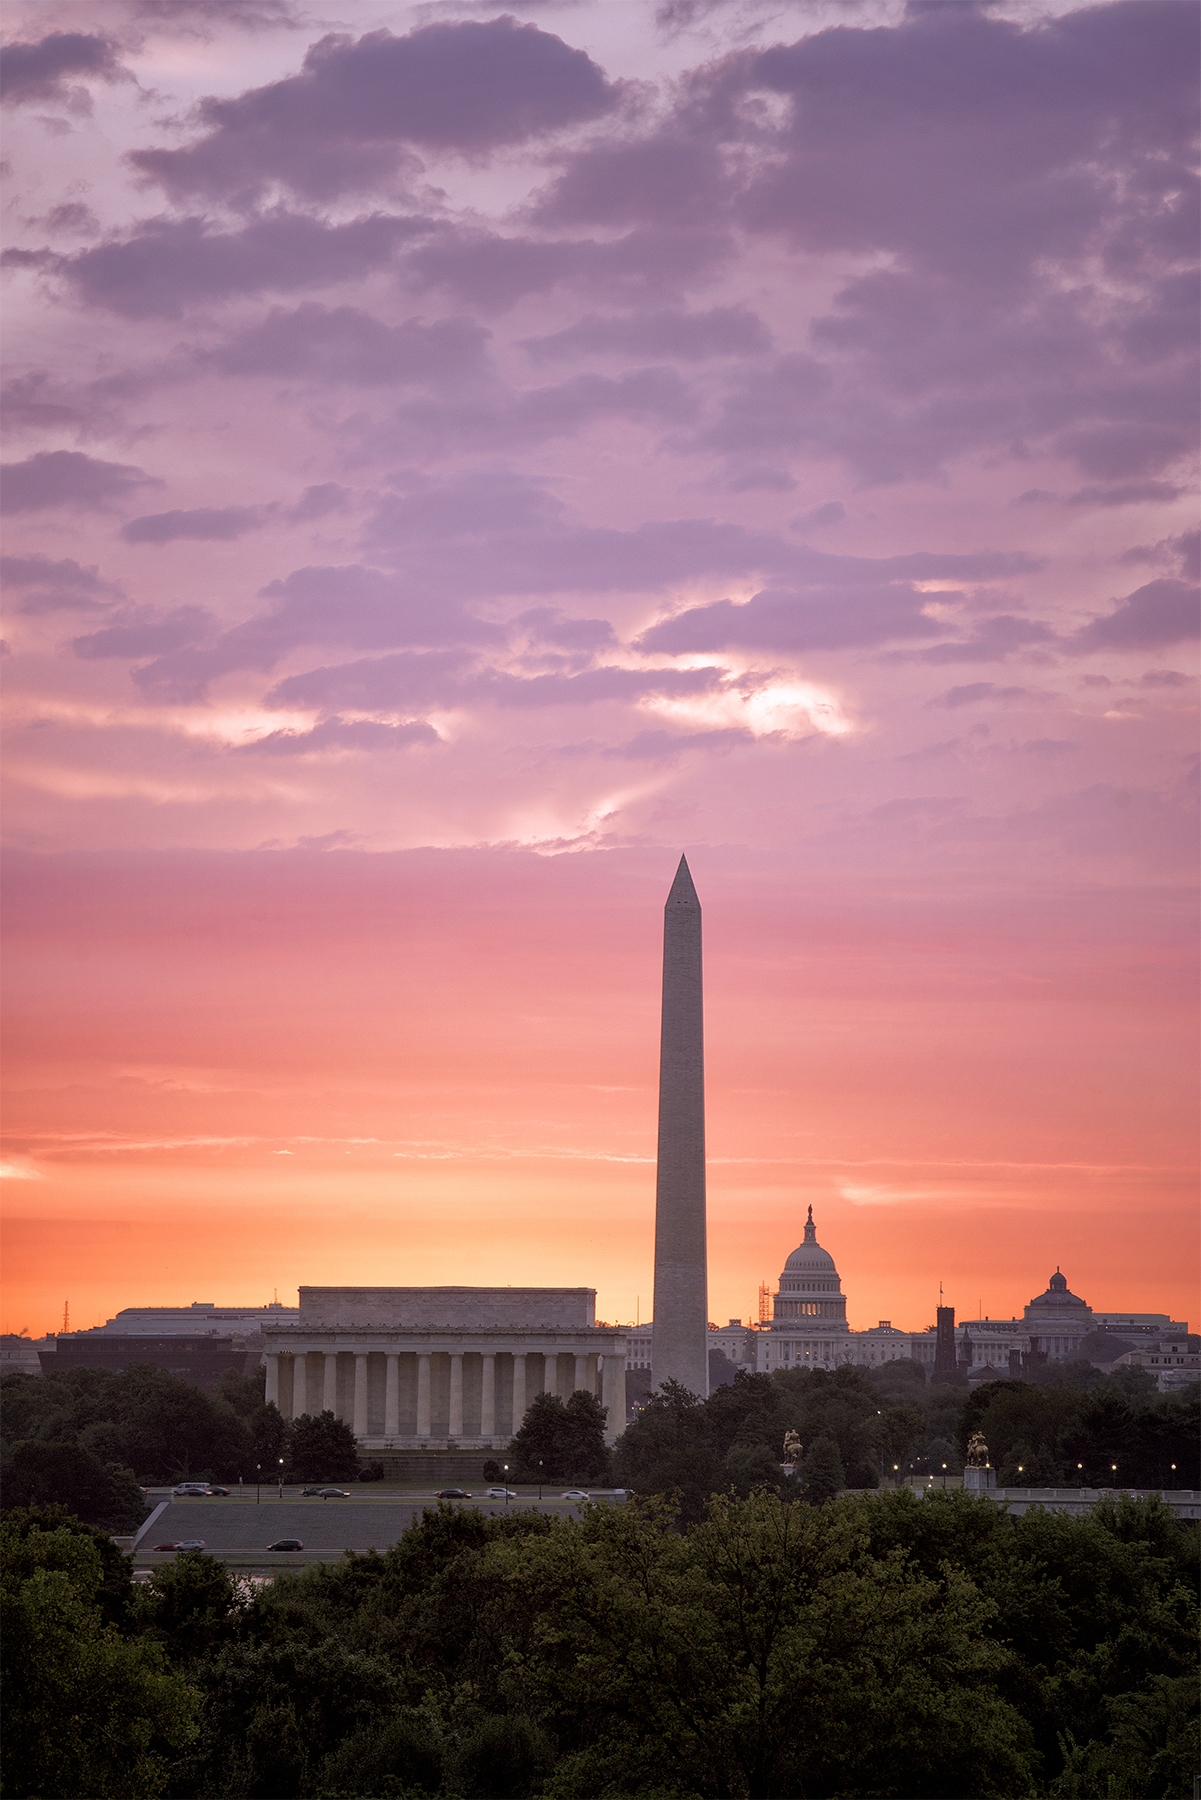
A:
[
  {"left": 508, "top": 1390, "right": 609, "bottom": 1483},
  {"left": 723, "top": 1440, "right": 788, "bottom": 1496},
  {"left": 563, "top": 1389, "right": 611, "bottom": 1481},
  {"left": 287, "top": 1410, "right": 359, "bottom": 1482},
  {"left": 799, "top": 1434, "right": 844, "bottom": 1504},
  {"left": 2, "top": 1439, "right": 146, "bottom": 1531},
  {"left": 611, "top": 1379, "right": 723, "bottom": 1521},
  {"left": 1, "top": 1515, "right": 197, "bottom": 1798},
  {"left": 131, "top": 1550, "right": 246, "bottom": 1665},
  {"left": 0, "top": 1502, "right": 134, "bottom": 1628}
]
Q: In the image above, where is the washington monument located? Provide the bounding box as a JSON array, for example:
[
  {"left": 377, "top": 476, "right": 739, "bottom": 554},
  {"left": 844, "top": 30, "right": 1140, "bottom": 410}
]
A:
[{"left": 651, "top": 854, "right": 709, "bottom": 1397}]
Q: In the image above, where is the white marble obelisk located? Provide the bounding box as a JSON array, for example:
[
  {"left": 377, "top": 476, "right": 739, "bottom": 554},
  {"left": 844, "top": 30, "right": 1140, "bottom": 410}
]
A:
[{"left": 651, "top": 854, "right": 709, "bottom": 1398}]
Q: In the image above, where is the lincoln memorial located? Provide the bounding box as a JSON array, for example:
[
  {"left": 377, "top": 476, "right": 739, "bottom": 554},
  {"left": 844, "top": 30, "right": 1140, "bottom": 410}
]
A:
[{"left": 262, "top": 1286, "right": 628, "bottom": 1449}]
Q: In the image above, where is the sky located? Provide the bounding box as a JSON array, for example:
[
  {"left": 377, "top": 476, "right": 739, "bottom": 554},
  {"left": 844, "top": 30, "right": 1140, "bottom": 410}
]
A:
[{"left": 1, "top": 0, "right": 1197, "bottom": 1342}]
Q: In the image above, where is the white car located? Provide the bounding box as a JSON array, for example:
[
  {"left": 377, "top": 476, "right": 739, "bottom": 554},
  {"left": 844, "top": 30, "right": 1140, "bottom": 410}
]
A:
[
  {"left": 485, "top": 1486, "right": 517, "bottom": 1498},
  {"left": 560, "top": 1489, "right": 591, "bottom": 1501}
]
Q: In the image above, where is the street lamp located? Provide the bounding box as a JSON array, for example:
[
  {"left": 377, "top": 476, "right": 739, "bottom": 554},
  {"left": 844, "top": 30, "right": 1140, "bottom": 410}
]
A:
[
  {"left": 278, "top": 1458, "right": 284, "bottom": 1498},
  {"left": 537, "top": 1459, "right": 544, "bottom": 1502},
  {"left": 256, "top": 1464, "right": 261, "bottom": 1505},
  {"left": 503, "top": 1463, "right": 510, "bottom": 1506}
]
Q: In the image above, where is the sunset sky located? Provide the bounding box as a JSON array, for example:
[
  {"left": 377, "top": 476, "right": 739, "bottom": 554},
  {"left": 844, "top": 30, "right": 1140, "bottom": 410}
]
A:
[{"left": 2, "top": 0, "right": 1197, "bottom": 1342}]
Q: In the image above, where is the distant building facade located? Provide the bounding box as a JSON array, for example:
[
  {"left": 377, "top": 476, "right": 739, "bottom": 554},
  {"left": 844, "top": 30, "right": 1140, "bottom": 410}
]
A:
[
  {"left": 262, "top": 1287, "right": 627, "bottom": 1449},
  {"left": 41, "top": 1333, "right": 258, "bottom": 1389},
  {"left": 69, "top": 1301, "right": 299, "bottom": 1336}
]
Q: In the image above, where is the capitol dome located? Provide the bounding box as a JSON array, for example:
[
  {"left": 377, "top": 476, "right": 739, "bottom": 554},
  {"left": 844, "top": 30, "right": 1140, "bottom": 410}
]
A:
[{"left": 772, "top": 1207, "right": 848, "bottom": 1333}]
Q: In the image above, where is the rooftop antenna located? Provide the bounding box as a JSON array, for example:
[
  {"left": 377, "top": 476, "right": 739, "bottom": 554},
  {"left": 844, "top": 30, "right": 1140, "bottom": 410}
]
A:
[
  {"left": 273, "top": 1287, "right": 278, "bottom": 1304},
  {"left": 62, "top": 1300, "right": 69, "bottom": 1333}
]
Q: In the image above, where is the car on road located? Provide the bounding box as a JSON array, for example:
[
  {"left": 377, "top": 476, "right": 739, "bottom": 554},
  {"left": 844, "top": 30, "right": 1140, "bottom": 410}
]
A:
[
  {"left": 266, "top": 1539, "right": 304, "bottom": 1551},
  {"left": 317, "top": 1487, "right": 351, "bottom": 1497},
  {"left": 173, "top": 1482, "right": 210, "bottom": 1497},
  {"left": 175, "top": 1539, "right": 207, "bottom": 1551},
  {"left": 300, "top": 1486, "right": 323, "bottom": 1496},
  {"left": 207, "top": 1486, "right": 231, "bottom": 1496},
  {"left": 485, "top": 1486, "right": 517, "bottom": 1498},
  {"left": 150, "top": 1543, "right": 180, "bottom": 1552},
  {"left": 434, "top": 1488, "right": 472, "bottom": 1499},
  {"left": 560, "top": 1490, "right": 591, "bottom": 1501}
]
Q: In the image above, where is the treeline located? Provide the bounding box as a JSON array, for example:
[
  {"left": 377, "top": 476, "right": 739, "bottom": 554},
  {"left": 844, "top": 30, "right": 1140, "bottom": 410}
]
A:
[
  {"left": 3, "top": 1490, "right": 1197, "bottom": 1798},
  {"left": 0, "top": 1366, "right": 364, "bottom": 1530},
  {"left": 612, "top": 1361, "right": 1199, "bottom": 1522}
]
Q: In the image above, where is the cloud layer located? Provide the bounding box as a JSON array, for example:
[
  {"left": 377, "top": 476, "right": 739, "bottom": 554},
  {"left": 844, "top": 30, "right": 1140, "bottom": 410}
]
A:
[{"left": 0, "top": 0, "right": 1195, "bottom": 1333}]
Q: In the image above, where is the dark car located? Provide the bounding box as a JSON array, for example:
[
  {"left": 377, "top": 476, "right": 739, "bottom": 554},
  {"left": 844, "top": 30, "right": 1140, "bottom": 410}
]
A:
[
  {"left": 207, "top": 1486, "right": 231, "bottom": 1496},
  {"left": 434, "top": 1488, "right": 472, "bottom": 1499},
  {"left": 318, "top": 1487, "right": 350, "bottom": 1497},
  {"left": 300, "top": 1487, "right": 324, "bottom": 1496},
  {"left": 150, "top": 1542, "right": 180, "bottom": 1552},
  {"left": 266, "top": 1538, "right": 304, "bottom": 1551}
]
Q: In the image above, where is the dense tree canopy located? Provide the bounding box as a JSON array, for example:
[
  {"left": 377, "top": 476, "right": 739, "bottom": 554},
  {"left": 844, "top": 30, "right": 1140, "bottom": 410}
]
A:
[
  {"left": 0, "top": 1510, "right": 197, "bottom": 1798},
  {"left": 7, "top": 1489, "right": 1195, "bottom": 1798},
  {"left": 0, "top": 1364, "right": 379, "bottom": 1503},
  {"left": 508, "top": 1389, "right": 610, "bottom": 1483}
]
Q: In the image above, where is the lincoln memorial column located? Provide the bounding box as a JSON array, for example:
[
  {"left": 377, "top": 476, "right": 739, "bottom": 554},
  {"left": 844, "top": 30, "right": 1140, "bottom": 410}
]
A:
[
  {"left": 264, "top": 1354, "right": 280, "bottom": 1409},
  {"left": 481, "top": 1354, "right": 496, "bottom": 1439},
  {"left": 293, "top": 1353, "right": 307, "bottom": 1418},
  {"left": 323, "top": 1352, "right": 338, "bottom": 1415},
  {"left": 602, "top": 1354, "right": 626, "bottom": 1445},
  {"left": 384, "top": 1354, "right": 400, "bottom": 1437},
  {"left": 417, "top": 1353, "right": 432, "bottom": 1439},
  {"left": 574, "top": 1353, "right": 588, "bottom": 1393},
  {"left": 449, "top": 1354, "right": 464, "bottom": 1437},
  {"left": 512, "top": 1354, "right": 527, "bottom": 1433},
  {"left": 353, "top": 1353, "right": 369, "bottom": 1439}
]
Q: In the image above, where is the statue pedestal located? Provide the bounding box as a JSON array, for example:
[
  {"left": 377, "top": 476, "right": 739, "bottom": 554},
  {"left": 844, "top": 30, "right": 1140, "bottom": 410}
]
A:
[{"left": 964, "top": 1465, "right": 996, "bottom": 1494}]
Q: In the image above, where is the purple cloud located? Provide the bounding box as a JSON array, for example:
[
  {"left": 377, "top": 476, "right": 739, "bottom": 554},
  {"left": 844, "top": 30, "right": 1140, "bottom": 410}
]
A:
[
  {"left": 0, "top": 451, "right": 157, "bottom": 513},
  {"left": 113, "top": 563, "right": 503, "bottom": 702},
  {"left": 209, "top": 304, "right": 490, "bottom": 385},
  {"left": 638, "top": 586, "right": 946, "bottom": 656},
  {"left": 1, "top": 554, "right": 123, "bottom": 614},
  {"left": 917, "top": 615, "right": 1058, "bottom": 665},
  {"left": 239, "top": 717, "right": 439, "bottom": 755},
  {"left": 286, "top": 484, "right": 350, "bottom": 523},
  {"left": 406, "top": 226, "right": 730, "bottom": 314},
  {"left": 928, "top": 683, "right": 1049, "bottom": 709},
  {"left": 265, "top": 651, "right": 727, "bottom": 716},
  {"left": 49, "top": 213, "right": 423, "bottom": 320},
  {"left": 1067, "top": 481, "right": 1187, "bottom": 507},
  {"left": 0, "top": 33, "right": 125, "bottom": 107},
  {"left": 522, "top": 305, "right": 771, "bottom": 364},
  {"left": 1071, "top": 579, "right": 1200, "bottom": 652},
  {"left": 73, "top": 606, "right": 215, "bottom": 660},
  {"left": 122, "top": 507, "right": 266, "bottom": 544},
  {"left": 129, "top": 21, "right": 621, "bottom": 203}
]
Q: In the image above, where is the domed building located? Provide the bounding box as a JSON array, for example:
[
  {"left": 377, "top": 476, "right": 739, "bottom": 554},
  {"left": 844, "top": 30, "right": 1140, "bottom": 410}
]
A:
[
  {"left": 755, "top": 1207, "right": 851, "bottom": 1372},
  {"left": 1021, "top": 1268, "right": 1095, "bottom": 1359}
]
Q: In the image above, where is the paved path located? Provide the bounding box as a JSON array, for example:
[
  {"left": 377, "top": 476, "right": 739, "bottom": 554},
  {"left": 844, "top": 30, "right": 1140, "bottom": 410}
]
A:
[{"left": 133, "top": 1493, "right": 611, "bottom": 1568}]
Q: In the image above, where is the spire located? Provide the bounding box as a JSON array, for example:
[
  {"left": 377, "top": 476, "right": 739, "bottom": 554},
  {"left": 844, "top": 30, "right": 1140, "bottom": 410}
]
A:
[
  {"left": 651, "top": 852, "right": 708, "bottom": 1399},
  {"left": 666, "top": 853, "right": 699, "bottom": 910},
  {"left": 804, "top": 1204, "right": 816, "bottom": 1243}
]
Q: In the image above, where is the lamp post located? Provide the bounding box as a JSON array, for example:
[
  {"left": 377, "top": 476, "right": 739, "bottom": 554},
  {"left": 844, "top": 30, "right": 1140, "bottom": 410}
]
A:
[
  {"left": 278, "top": 1458, "right": 284, "bottom": 1499},
  {"left": 256, "top": 1464, "right": 261, "bottom": 1505},
  {"left": 537, "top": 1459, "right": 544, "bottom": 1502},
  {"left": 503, "top": 1463, "right": 510, "bottom": 1507}
]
